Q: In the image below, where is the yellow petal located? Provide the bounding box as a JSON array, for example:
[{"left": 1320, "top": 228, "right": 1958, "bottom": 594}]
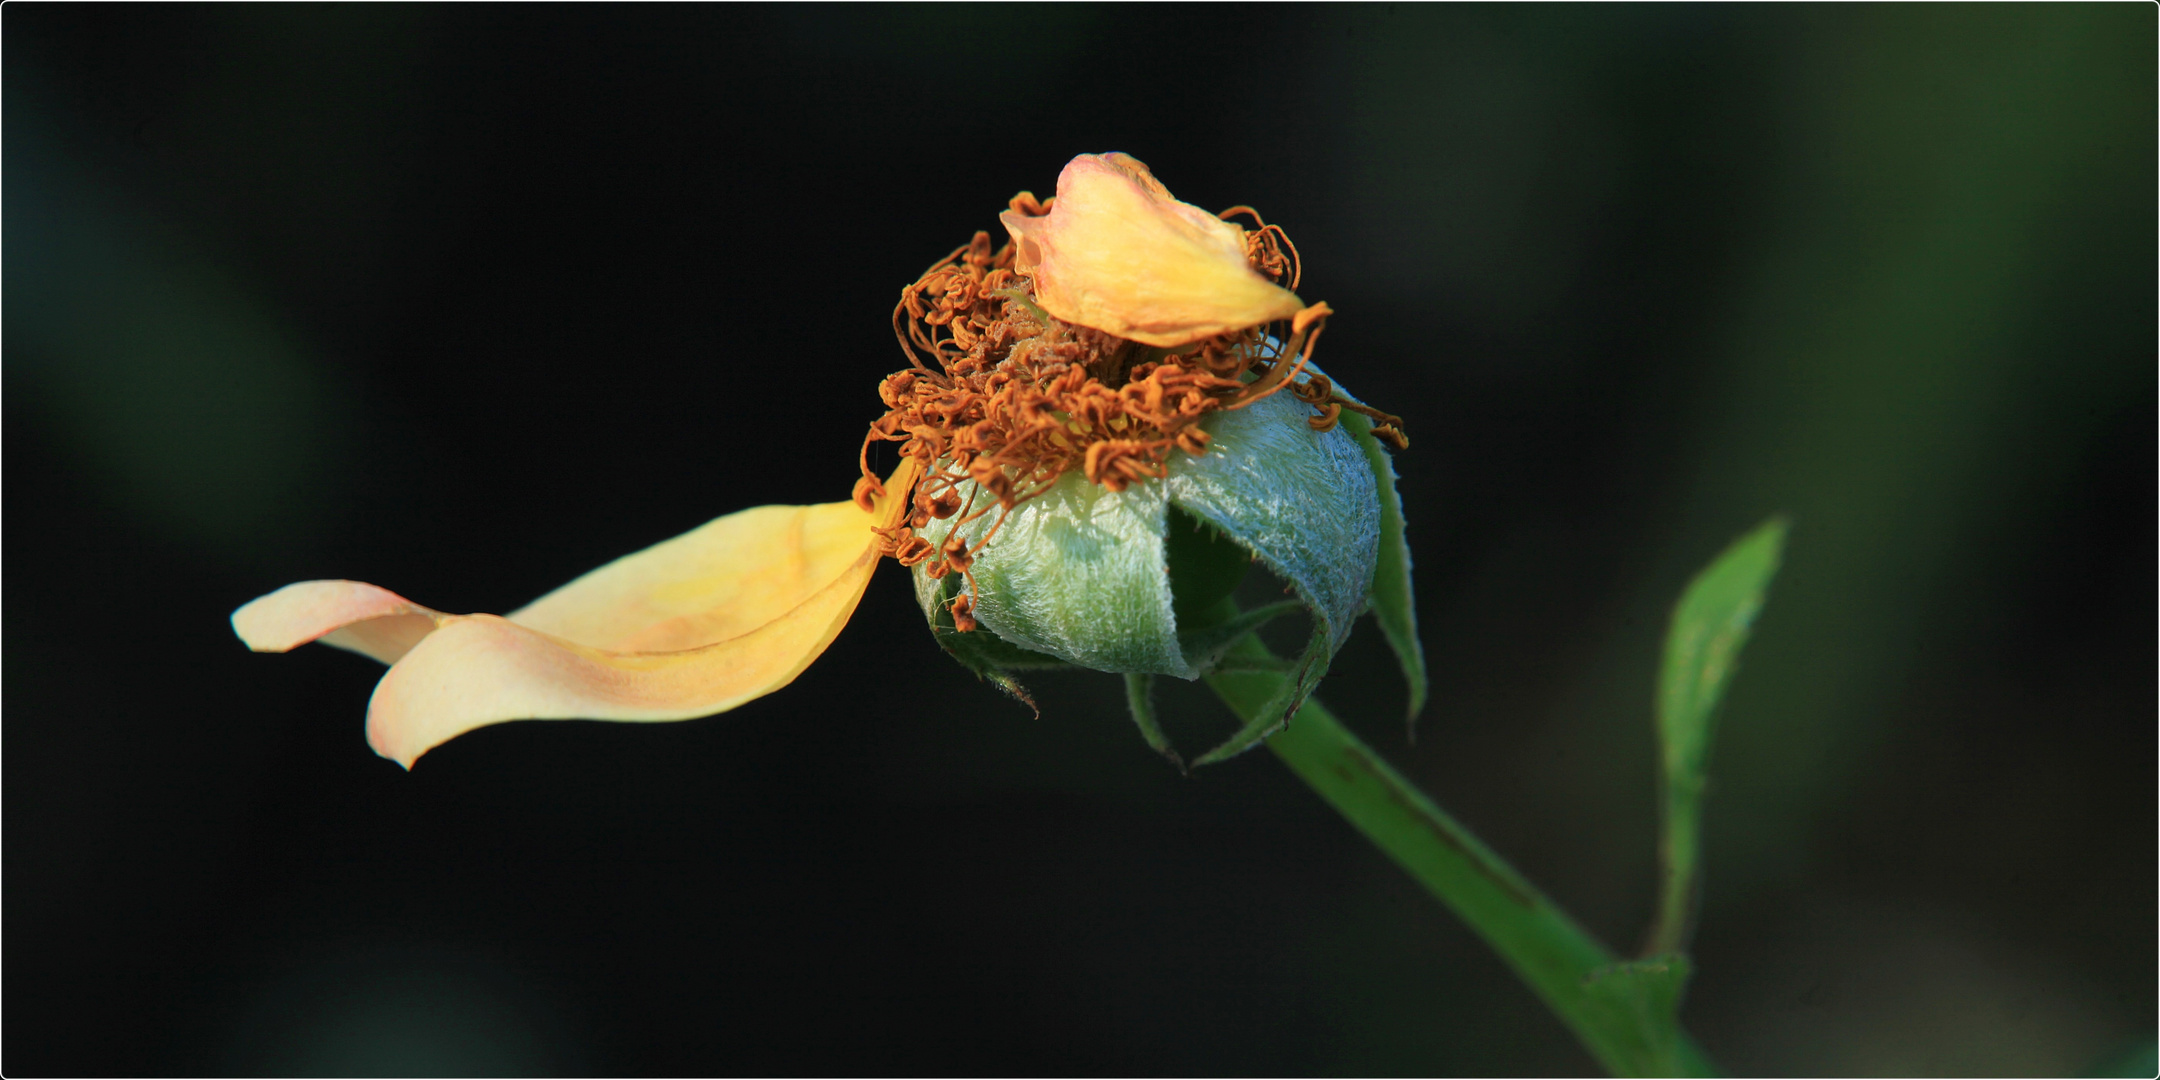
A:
[
  {"left": 998, "top": 152, "right": 1304, "bottom": 348},
  {"left": 231, "top": 459, "right": 922, "bottom": 768},
  {"left": 365, "top": 565, "right": 864, "bottom": 768},
  {"left": 507, "top": 500, "right": 879, "bottom": 652}
]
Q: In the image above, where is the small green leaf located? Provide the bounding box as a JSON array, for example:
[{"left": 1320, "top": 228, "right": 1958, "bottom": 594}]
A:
[
  {"left": 1207, "top": 631, "right": 1719, "bottom": 1076},
  {"left": 1648, "top": 517, "right": 1788, "bottom": 956},
  {"left": 1659, "top": 518, "right": 1787, "bottom": 787},
  {"left": 1341, "top": 409, "right": 1428, "bottom": 729}
]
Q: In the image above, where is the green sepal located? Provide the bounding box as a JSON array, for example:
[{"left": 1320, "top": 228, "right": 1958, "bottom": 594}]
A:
[
  {"left": 1190, "top": 615, "right": 1335, "bottom": 767},
  {"left": 1122, "top": 673, "right": 1183, "bottom": 771},
  {"left": 1165, "top": 389, "right": 1376, "bottom": 654},
  {"left": 1175, "top": 599, "right": 1303, "bottom": 674},
  {"left": 914, "top": 568, "right": 1070, "bottom": 713},
  {"left": 935, "top": 624, "right": 1074, "bottom": 674},
  {"left": 916, "top": 469, "right": 1194, "bottom": 677},
  {"left": 1204, "top": 655, "right": 1295, "bottom": 673},
  {"left": 917, "top": 569, "right": 1071, "bottom": 667},
  {"left": 1339, "top": 408, "right": 1428, "bottom": 730},
  {"left": 1166, "top": 383, "right": 1380, "bottom": 764}
]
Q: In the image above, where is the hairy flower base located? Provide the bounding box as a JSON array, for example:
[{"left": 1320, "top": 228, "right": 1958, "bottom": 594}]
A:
[{"left": 910, "top": 379, "right": 1403, "bottom": 766}]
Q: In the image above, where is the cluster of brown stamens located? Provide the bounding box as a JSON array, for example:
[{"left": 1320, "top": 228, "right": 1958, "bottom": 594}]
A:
[{"left": 854, "top": 196, "right": 1407, "bottom": 632}]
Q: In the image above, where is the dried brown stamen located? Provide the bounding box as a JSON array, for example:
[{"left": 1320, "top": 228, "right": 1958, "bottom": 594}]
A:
[{"left": 862, "top": 203, "right": 1404, "bottom": 618}]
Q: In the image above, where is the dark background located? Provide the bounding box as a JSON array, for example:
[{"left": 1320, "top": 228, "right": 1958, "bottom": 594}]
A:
[{"left": 7, "top": 4, "right": 2153, "bottom": 1075}]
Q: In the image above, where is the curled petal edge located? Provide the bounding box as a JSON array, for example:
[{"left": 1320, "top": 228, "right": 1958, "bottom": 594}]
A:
[{"left": 232, "top": 580, "right": 445, "bottom": 664}]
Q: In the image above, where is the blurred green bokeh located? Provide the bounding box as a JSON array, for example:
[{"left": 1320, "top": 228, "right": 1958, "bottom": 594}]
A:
[{"left": 6, "top": 5, "right": 2150, "bottom": 1076}]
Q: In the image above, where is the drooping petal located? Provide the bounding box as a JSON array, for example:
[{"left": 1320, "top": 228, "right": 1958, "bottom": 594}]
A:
[
  {"left": 507, "top": 500, "right": 883, "bottom": 652},
  {"left": 365, "top": 556, "right": 870, "bottom": 769},
  {"left": 231, "top": 459, "right": 921, "bottom": 767},
  {"left": 998, "top": 152, "right": 1304, "bottom": 348},
  {"left": 232, "top": 580, "right": 445, "bottom": 664}
]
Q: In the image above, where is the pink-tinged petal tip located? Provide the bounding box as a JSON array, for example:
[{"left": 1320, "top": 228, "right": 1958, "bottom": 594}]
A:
[{"left": 230, "top": 580, "right": 445, "bottom": 664}]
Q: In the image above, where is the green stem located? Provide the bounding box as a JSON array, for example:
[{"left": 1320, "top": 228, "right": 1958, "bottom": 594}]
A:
[{"left": 1204, "top": 631, "right": 1717, "bottom": 1077}]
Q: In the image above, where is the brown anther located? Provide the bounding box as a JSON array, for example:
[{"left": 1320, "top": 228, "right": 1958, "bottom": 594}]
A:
[
  {"left": 883, "top": 529, "right": 934, "bottom": 566},
  {"left": 1307, "top": 402, "right": 1343, "bottom": 432},
  {"left": 1334, "top": 396, "right": 1406, "bottom": 430},
  {"left": 948, "top": 592, "right": 979, "bottom": 633},
  {"left": 939, "top": 533, "right": 975, "bottom": 574},
  {"left": 1219, "top": 207, "right": 1303, "bottom": 290},
  {"left": 1083, "top": 440, "right": 1167, "bottom": 491},
  {"left": 852, "top": 474, "right": 884, "bottom": 513},
  {"left": 1292, "top": 371, "right": 1335, "bottom": 404},
  {"left": 879, "top": 372, "right": 917, "bottom": 407},
  {"left": 1372, "top": 423, "right": 1410, "bottom": 451}
]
